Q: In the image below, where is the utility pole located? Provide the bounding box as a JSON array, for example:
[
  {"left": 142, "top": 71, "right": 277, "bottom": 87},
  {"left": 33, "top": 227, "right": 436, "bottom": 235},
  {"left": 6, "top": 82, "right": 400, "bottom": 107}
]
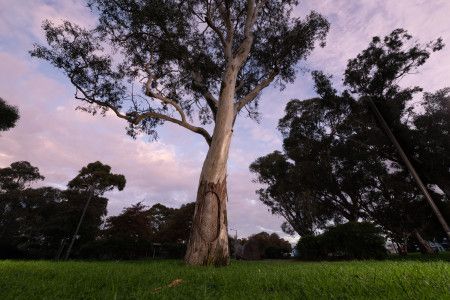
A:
[
  {"left": 230, "top": 228, "right": 238, "bottom": 259},
  {"left": 366, "top": 97, "right": 450, "bottom": 239},
  {"left": 64, "top": 189, "right": 95, "bottom": 260}
]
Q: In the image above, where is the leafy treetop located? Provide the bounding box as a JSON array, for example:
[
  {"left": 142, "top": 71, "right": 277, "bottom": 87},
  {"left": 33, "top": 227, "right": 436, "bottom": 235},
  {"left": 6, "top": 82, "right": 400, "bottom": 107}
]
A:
[{"left": 30, "top": 0, "right": 329, "bottom": 143}]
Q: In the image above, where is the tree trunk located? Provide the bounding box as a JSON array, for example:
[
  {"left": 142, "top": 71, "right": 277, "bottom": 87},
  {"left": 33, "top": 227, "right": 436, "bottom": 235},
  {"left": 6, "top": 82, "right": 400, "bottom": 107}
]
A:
[
  {"left": 184, "top": 133, "right": 232, "bottom": 266},
  {"left": 185, "top": 65, "right": 237, "bottom": 266},
  {"left": 414, "top": 230, "right": 433, "bottom": 254},
  {"left": 396, "top": 242, "right": 408, "bottom": 256}
]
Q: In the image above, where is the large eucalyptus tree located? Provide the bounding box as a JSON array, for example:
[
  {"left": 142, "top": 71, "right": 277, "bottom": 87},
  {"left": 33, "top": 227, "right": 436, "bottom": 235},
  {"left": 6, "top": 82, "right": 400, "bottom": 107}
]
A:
[{"left": 30, "top": 0, "right": 329, "bottom": 265}]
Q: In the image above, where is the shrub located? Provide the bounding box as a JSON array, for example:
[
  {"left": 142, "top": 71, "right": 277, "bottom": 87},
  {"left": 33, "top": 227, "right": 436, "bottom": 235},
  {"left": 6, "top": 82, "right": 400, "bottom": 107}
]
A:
[
  {"left": 242, "top": 232, "right": 291, "bottom": 260},
  {"left": 77, "top": 239, "right": 187, "bottom": 260},
  {"left": 78, "top": 238, "right": 155, "bottom": 260},
  {"left": 296, "top": 235, "right": 325, "bottom": 260},
  {"left": 296, "top": 222, "right": 387, "bottom": 260}
]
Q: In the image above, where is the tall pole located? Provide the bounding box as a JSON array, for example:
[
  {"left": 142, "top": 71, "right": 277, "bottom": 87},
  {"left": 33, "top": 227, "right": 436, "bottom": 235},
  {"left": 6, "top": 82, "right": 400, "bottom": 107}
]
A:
[
  {"left": 64, "top": 190, "right": 94, "bottom": 260},
  {"left": 230, "top": 228, "right": 238, "bottom": 259},
  {"left": 366, "top": 97, "right": 450, "bottom": 239}
]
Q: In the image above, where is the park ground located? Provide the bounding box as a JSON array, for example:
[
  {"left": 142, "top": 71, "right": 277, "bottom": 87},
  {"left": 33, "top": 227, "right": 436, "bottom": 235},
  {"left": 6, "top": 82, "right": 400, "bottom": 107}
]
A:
[{"left": 1, "top": 255, "right": 449, "bottom": 299}]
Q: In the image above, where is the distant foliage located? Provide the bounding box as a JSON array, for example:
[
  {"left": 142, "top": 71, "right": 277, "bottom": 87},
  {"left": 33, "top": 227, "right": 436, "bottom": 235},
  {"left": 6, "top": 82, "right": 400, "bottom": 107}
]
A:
[
  {"left": 80, "top": 201, "right": 195, "bottom": 260},
  {"left": 241, "top": 232, "right": 291, "bottom": 260},
  {"left": 0, "top": 160, "right": 197, "bottom": 260},
  {"left": 0, "top": 161, "right": 124, "bottom": 259},
  {"left": 0, "top": 97, "right": 19, "bottom": 132},
  {"left": 296, "top": 222, "right": 387, "bottom": 260}
]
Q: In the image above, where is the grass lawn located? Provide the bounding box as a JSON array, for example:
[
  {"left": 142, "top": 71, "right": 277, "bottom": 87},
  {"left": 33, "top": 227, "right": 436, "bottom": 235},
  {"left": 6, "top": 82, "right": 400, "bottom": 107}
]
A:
[{"left": 0, "top": 257, "right": 449, "bottom": 299}]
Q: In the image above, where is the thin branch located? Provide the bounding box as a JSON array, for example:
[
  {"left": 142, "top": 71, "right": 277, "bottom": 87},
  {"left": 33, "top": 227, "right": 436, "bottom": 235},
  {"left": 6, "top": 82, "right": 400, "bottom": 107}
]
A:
[
  {"left": 205, "top": 16, "right": 227, "bottom": 50},
  {"left": 217, "top": 0, "right": 234, "bottom": 58},
  {"left": 235, "top": 69, "right": 278, "bottom": 112},
  {"left": 204, "top": 2, "right": 232, "bottom": 58},
  {"left": 234, "top": 0, "right": 267, "bottom": 64},
  {"left": 144, "top": 70, "right": 188, "bottom": 123},
  {"left": 134, "top": 111, "right": 212, "bottom": 145}
]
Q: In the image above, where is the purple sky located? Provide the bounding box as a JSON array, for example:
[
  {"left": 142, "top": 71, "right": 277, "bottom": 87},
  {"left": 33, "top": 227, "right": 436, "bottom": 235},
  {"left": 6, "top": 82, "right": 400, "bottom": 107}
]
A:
[{"left": 1, "top": 0, "right": 450, "bottom": 243}]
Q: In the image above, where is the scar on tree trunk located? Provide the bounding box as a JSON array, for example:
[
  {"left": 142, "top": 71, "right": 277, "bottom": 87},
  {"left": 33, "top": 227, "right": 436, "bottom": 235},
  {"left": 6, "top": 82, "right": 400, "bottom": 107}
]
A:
[{"left": 185, "top": 178, "right": 229, "bottom": 266}]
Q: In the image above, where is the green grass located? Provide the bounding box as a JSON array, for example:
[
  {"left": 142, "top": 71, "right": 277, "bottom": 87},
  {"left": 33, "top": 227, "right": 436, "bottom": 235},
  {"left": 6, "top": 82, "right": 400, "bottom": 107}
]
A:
[{"left": 0, "top": 258, "right": 449, "bottom": 299}]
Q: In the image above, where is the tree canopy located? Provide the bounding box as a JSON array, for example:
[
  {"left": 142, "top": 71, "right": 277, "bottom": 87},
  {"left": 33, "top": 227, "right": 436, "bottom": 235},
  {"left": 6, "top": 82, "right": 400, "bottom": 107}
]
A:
[
  {"left": 68, "top": 161, "right": 126, "bottom": 196},
  {"left": 0, "top": 97, "right": 19, "bottom": 132},
  {"left": 30, "top": 0, "right": 329, "bottom": 143},
  {"left": 251, "top": 29, "right": 450, "bottom": 249}
]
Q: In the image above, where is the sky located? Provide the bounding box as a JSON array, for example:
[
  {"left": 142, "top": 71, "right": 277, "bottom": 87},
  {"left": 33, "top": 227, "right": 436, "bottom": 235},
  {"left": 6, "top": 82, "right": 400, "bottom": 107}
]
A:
[{"left": 1, "top": 0, "right": 450, "bottom": 243}]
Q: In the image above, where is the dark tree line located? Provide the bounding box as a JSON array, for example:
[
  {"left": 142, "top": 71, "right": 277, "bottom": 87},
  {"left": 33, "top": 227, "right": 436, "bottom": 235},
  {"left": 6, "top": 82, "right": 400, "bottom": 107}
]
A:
[
  {"left": 0, "top": 161, "right": 196, "bottom": 259},
  {"left": 83, "top": 201, "right": 197, "bottom": 259},
  {"left": 0, "top": 159, "right": 292, "bottom": 260},
  {"left": 251, "top": 29, "right": 450, "bottom": 254},
  {"left": 231, "top": 231, "right": 291, "bottom": 260}
]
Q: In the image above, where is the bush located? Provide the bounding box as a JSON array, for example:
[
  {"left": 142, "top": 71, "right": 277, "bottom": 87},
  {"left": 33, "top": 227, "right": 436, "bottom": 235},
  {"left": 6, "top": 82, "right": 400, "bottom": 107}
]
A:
[
  {"left": 78, "top": 238, "right": 155, "bottom": 260},
  {"left": 77, "top": 239, "right": 187, "bottom": 260},
  {"left": 242, "top": 232, "right": 291, "bottom": 260},
  {"left": 296, "top": 235, "right": 325, "bottom": 260},
  {"left": 296, "top": 222, "right": 387, "bottom": 260}
]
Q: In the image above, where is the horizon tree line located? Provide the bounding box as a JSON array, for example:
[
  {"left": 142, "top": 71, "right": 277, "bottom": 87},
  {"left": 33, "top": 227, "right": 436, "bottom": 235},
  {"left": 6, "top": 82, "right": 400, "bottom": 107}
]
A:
[{"left": 0, "top": 160, "right": 291, "bottom": 260}]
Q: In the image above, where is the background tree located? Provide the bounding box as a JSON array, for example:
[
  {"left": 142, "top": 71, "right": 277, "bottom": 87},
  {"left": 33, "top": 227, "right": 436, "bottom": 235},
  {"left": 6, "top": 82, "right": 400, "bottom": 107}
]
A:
[
  {"left": 30, "top": 0, "right": 329, "bottom": 266},
  {"left": 250, "top": 150, "right": 331, "bottom": 236},
  {"left": 0, "top": 97, "right": 19, "bottom": 132},
  {"left": 242, "top": 231, "right": 291, "bottom": 260},
  {"left": 0, "top": 161, "right": 44, "bottom": 191},
  {"left": 11, "top": 187, "right": 66, "bottom": 258},
  {"left": 87, "top": 201, "right": 195, "bottom": 259},
  {"left": 250, "top": 89, "right": 380, "bottom": 234},
  {"left": 0, "top": 161, "right": 127, "bottom": 259},
  {"left": 0, "top": 161, "right": 44, "bottom": 247},
  {"left": 408, "top": 88, "right": 450, "bottom": 198},
  {"left": 96, "top": 202, "right": 155, "bottom": 259},
  {"left": 64, "top": 161, "right": 125, "bottom": 259},
  {"left": 251, "top": 29, "right": 450, "bottom": 248},
  {"left": 159, "top": 202, "right": 196, "bottom": 244},
  {"left": 344, "top": 28, "right": 450, "bottom": 239}
]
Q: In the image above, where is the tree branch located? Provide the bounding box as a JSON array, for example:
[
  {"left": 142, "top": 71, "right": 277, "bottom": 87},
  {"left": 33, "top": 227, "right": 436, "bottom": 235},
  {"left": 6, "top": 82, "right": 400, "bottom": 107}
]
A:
[
  {"left": 71, "top": 79, "right": 212, "bottom": 145},
  {"left": 235, "top": 69, "right": 278, "bottom": 112},
  {"left": 192, "top": 71, "right": 218, "bottom": 119},
  {"left": 144, "top": 75, "right": 188, "bottom": 122},
  {"left": 234, "top": 0, "right": 268, "bottom": 65},
  {"left": 205, "top": 16, "right": 227, "bottom": 51},
  {"left": 134, "top": 111, "right": 212, "bottom": 145},
  {"left": 217, "top": 0, "right": 234, "bottom": 58}
]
